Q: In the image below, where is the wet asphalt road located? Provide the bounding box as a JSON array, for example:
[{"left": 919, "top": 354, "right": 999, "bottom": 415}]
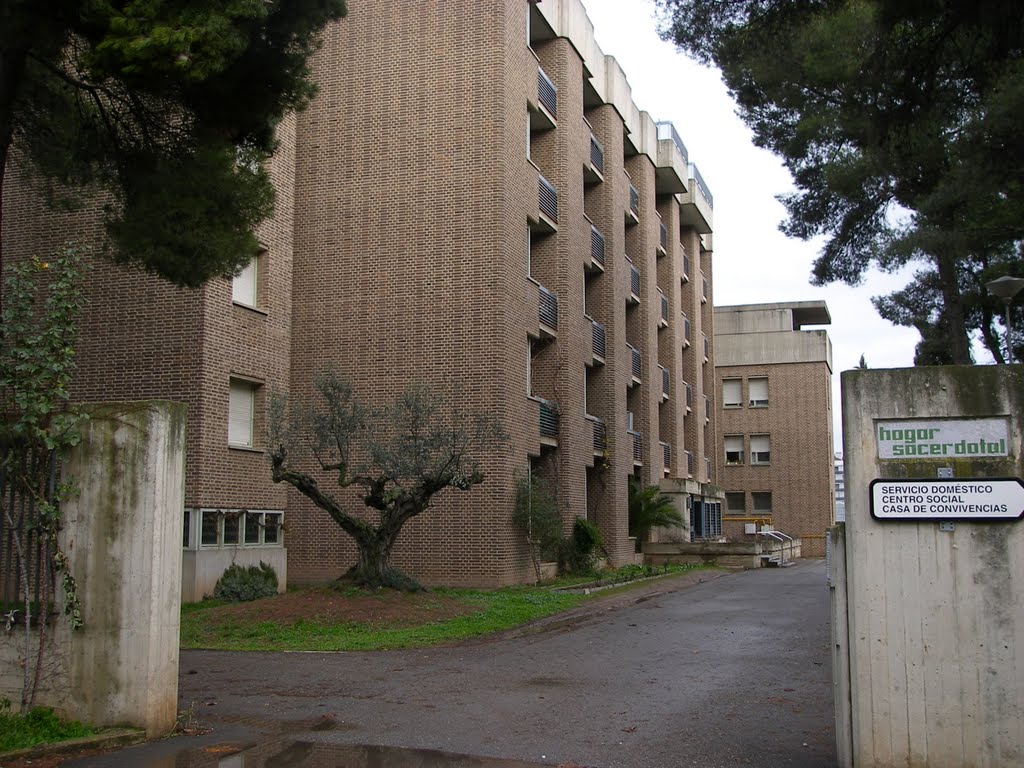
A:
[{"left": 71, "top": 561, "right": 837, "bottom": 768}]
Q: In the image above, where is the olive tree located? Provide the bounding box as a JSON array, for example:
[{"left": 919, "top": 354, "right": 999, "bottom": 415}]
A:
[{"left": 268, "top": 369, "right": 500, "bottom": 589}]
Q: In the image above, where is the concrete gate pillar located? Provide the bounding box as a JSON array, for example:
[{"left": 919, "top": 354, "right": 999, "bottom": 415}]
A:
[
  {"left": 61, "top": 401, "right": 186, "bottom": 736},
  {"left": 834, "top": 366, "right": 1024, "bottom": 767}
]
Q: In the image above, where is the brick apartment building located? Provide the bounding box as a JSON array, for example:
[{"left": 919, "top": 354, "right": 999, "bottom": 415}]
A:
[
  {"left": 3, "top": 0, "right": 722, "bottom": 591},
  {"left": 713, "top": 302, "right": 835, "bottom": 557}
]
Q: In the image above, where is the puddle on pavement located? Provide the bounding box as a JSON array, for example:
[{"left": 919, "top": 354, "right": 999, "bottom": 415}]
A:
[{"left": 172, "top": 739, "right": 564, "bottom": 767}]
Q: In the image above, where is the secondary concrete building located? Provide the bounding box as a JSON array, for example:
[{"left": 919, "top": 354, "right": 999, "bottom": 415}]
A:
[
  {"left": 3, "top": 0, "right": 721, "bottom": 591},
  {"left": 714, "top": 302, "right": 834, "bottom": 556}
]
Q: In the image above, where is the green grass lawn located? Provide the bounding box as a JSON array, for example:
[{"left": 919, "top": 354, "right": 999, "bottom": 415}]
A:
[
  {"left": 0, "top": 705, "right": 95, "bottom": 753},
  {"left": 180, "top": 563, "right": 711, "bottom": 652}
]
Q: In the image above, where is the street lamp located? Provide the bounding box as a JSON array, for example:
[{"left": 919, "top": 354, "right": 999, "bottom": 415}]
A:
[{"left": 986, "top": 275, "right": 1024, "bottom": 364}]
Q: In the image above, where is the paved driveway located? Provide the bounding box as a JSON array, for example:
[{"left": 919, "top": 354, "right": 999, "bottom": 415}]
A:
[{"left": 72, "top": 561, "right": 837, "bottom": 768}]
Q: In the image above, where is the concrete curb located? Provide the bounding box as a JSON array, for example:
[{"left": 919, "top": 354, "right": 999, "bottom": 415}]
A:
[{"left": 0, "top": 727, "right": 145, "bottom": 763}]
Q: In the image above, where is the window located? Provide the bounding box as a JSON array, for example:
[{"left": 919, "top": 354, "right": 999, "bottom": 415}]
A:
[
  {"left": 229, "top": 378, "right": 259, "bottom": 448},
  {"left": 232, "top": 255, "right": 259, "bottom": 307},
  {"left": 750, "top": 434, "right": 771, "bottom": 465},
  {"left": 722, "top": 378, "right": 742, "bottom": 408},
  {"left": 749, "top": 377, "right": 768, "bottom": 407},
  {"left": 724, "top": 435, "right": 743, "bottom": 465},
  {"left": 725, "top": 492, "right": 745, "bottom": 515},
  {"left": 187, "top": 509, "right": 284, "bottom": 548},
  {"left": 752, "top": 492, "right": 772, "bottom": 514}
]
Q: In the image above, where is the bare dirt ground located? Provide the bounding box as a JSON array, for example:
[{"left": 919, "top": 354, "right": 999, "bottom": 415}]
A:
[{"left": 195, "top": 585, "right": 482, "bottom": 627}]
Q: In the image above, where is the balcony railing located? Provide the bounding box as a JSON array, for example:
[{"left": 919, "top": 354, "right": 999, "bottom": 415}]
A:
[
  {"left": 659, "top": 292, "right": 669, "bottom": 327},
  {"left": 591, "top": 318, "right": 606, "bottom": 360},
  {"left": 690, "top": 162, "right": 714, "bottom": 208},
  {"left": 539, "top": 285, "right": 558, "bottom": 330},
  {"left": 630, "top": 430, "right": 642, "bottom": 464},
  {"left": 661, "top": 441, "right": 671, "bottom": 472},
  {"left": 538, "top": 398, "right": 559, "bottom": 438},
  {"left": 539, "top": 174, "right": 558, "bottom": 222},
  {"left": 659, "top": 222, "right": 668, "bottom": 253},
  {"left": 629, "top": 264, "right": 641, "bottom": 298},
  {"left": 660, "top": 365, "right": 670, "bottom": 400},
  {"left": 630, "top": 344, "right": 642, "bottom": 381},
  {"left": 685, "top": 450, "right": 694, "bottom": 476},
  {"left": 628, "top": 184, "right": 640, "bottom": 219},
  {"left": 538, "top": 66, "right": 557, "bottom": 119},
  {"left": 590, "top": 224, "right": 605, "bottom": 267},
  {"left": 590, "top": 416, "right": 607, "bottom": 455},
  {"left": 589, "top": 134, "right": 604, "bottom": 176},
  {"left": 656, "top": 121, "right": 689, "bottom": 166}
]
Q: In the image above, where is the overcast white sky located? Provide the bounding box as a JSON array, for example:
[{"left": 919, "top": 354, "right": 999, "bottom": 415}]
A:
[{"left": 580, "top": 0, "right": 922, "bottom": 449}]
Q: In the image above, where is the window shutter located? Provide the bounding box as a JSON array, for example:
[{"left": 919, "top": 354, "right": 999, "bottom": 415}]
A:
[
  {"left": 232, "top": 256, "right": 258, "bottom": 306},
  {"left": 723, "top": 379, "right": 741, "bottom": 407},
  {"left": 749, "top": 377, "right": 768, "bottom": 406},
  {"left": 725, "top": 435, "right": 743, "bottom": 464},
  {"left": 750, "top": 434, "right": 771, "bottom": 464},
  {"left": 229, "top": 380, "right": 254, "bottom": 446}
]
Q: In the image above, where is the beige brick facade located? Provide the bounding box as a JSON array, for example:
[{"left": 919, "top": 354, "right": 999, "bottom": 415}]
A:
[
  {"left": 1, "top": 0, "right": 723, "bottom": 587},
  {"left": 714, "top": 302, "right": 835, "bottom": 556}
]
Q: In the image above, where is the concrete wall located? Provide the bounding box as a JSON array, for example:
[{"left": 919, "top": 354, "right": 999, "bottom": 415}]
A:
[
  {"left": 0, "top": 402, "right": 185, "bottom": 735},
  {"left": 836, "top": 366, "right": 1024, "bottom": 767}
]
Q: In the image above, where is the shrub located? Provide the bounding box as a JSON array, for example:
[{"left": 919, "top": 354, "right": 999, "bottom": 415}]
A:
[
  {"left": 558, "top": 517, "right": 604, "bottom": 576},
  {"left": 212, "top": 562, "right": 279, "bottom": 602}
]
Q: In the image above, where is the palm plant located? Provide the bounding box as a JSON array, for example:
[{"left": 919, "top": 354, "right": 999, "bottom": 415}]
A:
[{"left": 628, "top": 478, "right": 684, "bottom": 546}]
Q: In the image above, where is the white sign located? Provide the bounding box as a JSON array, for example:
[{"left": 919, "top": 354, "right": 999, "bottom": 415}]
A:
[
  {"left": 876, "top": 417, "right": 1010, "bottom": 459},
  {"left": 870, "top": 478, "right": 1024, "bottom": 520}
]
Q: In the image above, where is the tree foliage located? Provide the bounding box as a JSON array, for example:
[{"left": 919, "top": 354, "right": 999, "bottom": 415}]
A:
[
  {"left": 657, "top": 0, "right": 1024, "bottom": 362},
  {"left": 0, "top": 0, "right": 346, "bottom": 286},
  {"left": 268, "top": 369, "right": 501, "bottom": 589}
]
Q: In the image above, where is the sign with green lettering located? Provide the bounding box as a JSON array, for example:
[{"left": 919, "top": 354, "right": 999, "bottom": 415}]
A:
[{"left": 875, "top": 417, "right": 1009, "bottom": 460}]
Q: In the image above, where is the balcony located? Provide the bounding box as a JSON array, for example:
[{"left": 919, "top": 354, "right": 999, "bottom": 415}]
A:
[
  {"left": 588, "top": 415, "right": 607, "bottom": 457},
  {"left": 585, "top": 133, "right": 604, "bottom": 184},
  {"left": 538, "top": 174, "right": 558, "bottom": 228},
  {"left": 628, "top": 263, "right": 641, "bottom": 304},
  {"left": 658, "top": 222, "right": 668, "bottom": 255},
  {"left": 629, "top": 343, "right": 642, "bottom": 385},
  {"left": 538, "top": 398, "right": 559, "bottom": 445},
  {"left": 660, "top": 365, "right": 670, "bottom": 401},
  {"left": 529, "top": 64, "right": 557, "bottom": 131},
  {"left": 682, "top": 248, "right": 690, "bottom": 282},
  {"left": 590, "top": 318, "right": 606, "bottom": 363},
  {"left": 680, "top": 162, "right": 713, "bottom": 234},
  {"left": 538, "top": 66, "right": 557, "bottom": 120},
  {"left": 538, "top": 284, "right": 558, "bottom": 335},
  {"left": 685, "top": 450, "right": 695, "bottom": 477},
  {"left": 630, "top": 429, "right": 643, "bottom": 466},
  {"left": 589, "top": 224, "right": 606, "bottom": 271},
  {"left": 655, "top": 121, "right": 689, "bottom": 195},
  {"left": 626, "top": 183, "right": 640, "bottom": 224},
  {"left": 660, "top": 441, "right": 671, "bottom": 475},
  {"left": 658, "top": 291, "right": 669, "bottom": 328}
]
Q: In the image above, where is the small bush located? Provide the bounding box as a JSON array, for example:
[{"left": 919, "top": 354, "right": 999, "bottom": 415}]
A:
[
  {"left": 212, "top": 562, "right": 279, "bottom": 602},
  {"left": 558, "top": 517, "right": 604, "bottom": 575}
]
